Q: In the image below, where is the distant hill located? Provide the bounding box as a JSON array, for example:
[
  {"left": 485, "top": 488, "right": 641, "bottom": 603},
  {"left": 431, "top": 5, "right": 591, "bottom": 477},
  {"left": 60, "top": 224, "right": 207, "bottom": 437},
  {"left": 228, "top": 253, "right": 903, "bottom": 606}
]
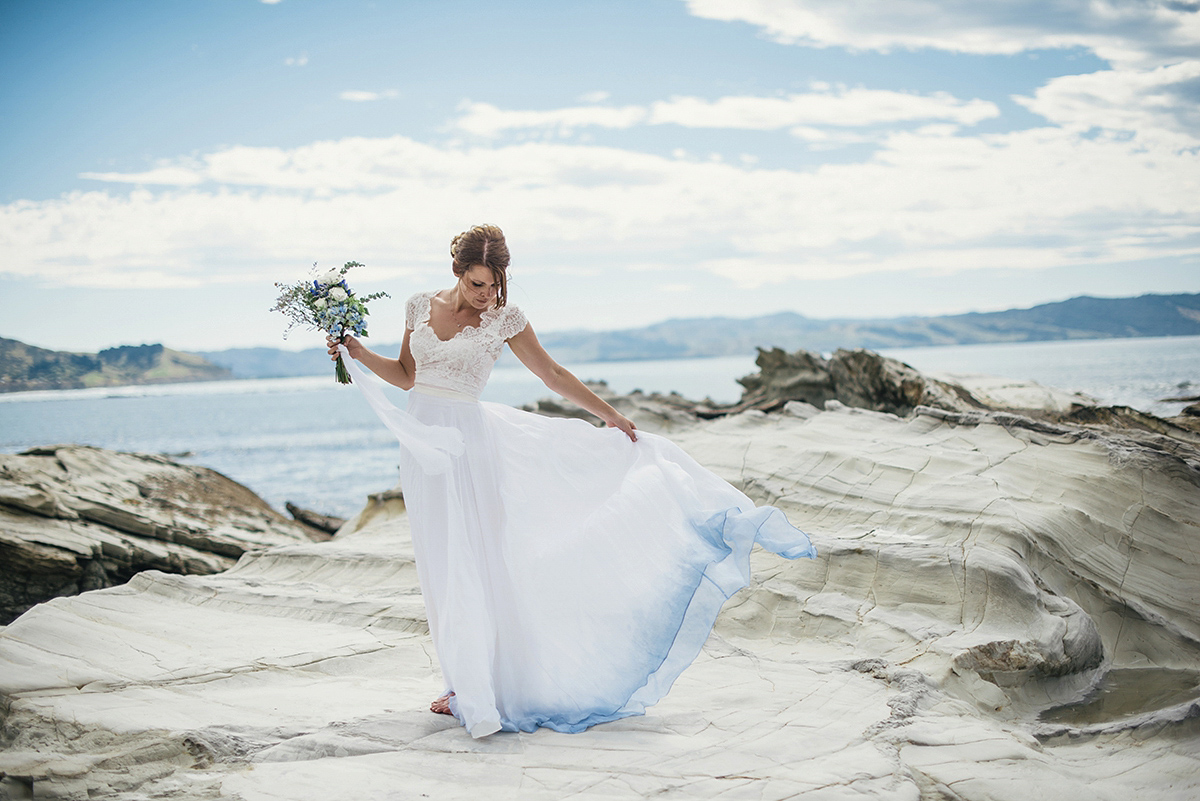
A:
[
  {"left": 0, "top": 339, "right": 230, "bottom": 393},
  {"left": 200, "top": 292, "right": 1200, "bottom": 378},
  {"left": 533, "top": 292, "right": 1200, "bottom": 361},
  {"left": 193, "top": 346, "right": 334, "bottom": 381}
]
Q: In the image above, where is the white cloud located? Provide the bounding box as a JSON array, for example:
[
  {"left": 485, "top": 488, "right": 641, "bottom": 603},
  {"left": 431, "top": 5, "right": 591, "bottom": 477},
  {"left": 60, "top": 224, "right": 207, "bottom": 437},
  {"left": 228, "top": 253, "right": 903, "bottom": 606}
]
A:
[
  {"left": 455, "top": 102, "right": 648, "bottom": 136},
  {"left": 285, "top": 53, "right": 308, "bottom": 67},
  {"left": 650, "top": 88, "right": 999, "bottom": 128},
  {"left": 578, "top": 90, "right": 611, "bottom": 103},
  {"left": 684, "top": 0, "right": 1200, "bottom": 67},
  {"left": 261, "top": 0, "right": 282, "bottom": 4},
  {"left": 1015, "top": 60, "right": 1200, "bottom": 144},
  {"left": 455, "top": 87, "right": 998, "bottom": 138},
  {"left": 79, "top": 166, "right": 205, "bottom": 186},
  {"left": 339, "top": 89, "right": 398, "bottom": 102},
  {"left": 5, "top": 125, "right": 1196, "bottom": 291}
]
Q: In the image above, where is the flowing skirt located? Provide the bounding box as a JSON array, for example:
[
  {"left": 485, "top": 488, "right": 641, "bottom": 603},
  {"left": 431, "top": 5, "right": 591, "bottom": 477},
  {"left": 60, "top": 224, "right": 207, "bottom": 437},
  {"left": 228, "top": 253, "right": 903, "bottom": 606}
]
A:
[{"left": 398, "top": 389, "right": 816, "bottom": 738}]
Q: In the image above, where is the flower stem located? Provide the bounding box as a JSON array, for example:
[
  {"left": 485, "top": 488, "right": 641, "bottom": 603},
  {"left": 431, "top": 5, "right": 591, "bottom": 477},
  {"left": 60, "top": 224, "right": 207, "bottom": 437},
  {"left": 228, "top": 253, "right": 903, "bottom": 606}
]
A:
[{"left": 334, "top": 334, "right": 352, "bottom": 384}]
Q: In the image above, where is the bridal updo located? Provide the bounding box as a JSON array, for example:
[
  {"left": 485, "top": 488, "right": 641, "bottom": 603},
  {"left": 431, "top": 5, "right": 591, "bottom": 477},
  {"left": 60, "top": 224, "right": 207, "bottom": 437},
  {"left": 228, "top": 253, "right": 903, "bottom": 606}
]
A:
[{"left": 451, "top": 224, "right": 510, "bottom": 309}]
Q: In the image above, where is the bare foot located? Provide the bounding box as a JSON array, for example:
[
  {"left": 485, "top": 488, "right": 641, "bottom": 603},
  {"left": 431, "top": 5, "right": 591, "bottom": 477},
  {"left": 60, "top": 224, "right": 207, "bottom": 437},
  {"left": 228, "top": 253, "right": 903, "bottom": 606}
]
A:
[{"left": 430, "top": 692, "right": 455, "bottom": 715}]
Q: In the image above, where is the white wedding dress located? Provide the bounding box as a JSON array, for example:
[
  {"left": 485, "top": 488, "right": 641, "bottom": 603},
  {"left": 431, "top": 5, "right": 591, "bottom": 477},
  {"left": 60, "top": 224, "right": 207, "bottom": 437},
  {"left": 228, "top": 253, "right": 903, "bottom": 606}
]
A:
[{"left": 343, "top": 291, "right": 816, "bottom": 738}]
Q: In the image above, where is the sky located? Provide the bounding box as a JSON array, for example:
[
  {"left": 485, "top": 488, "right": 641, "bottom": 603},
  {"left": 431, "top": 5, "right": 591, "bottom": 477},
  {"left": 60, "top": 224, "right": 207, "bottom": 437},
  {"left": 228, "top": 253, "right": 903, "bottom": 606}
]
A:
[{"left": 1, "top": 0, "right": 1198, "bottom": 353}]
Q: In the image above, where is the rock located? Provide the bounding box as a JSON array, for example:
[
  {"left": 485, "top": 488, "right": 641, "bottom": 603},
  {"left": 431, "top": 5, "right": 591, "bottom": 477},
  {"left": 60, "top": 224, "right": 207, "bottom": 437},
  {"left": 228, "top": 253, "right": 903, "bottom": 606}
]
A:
[
  {"left": 935, "top": 372, "right": 1095, "bottom": 414},
  {"left": 520, "top": 380, "right": 700, "bottom": 433},
  {"left": 284, "top": 502, "right": 345, "bottom": 538},
  {"left": 1, "top": 395, "right": 1198, "bottom": 799},
  {"left": 827, "top": 347, "right": 979, "bottom": 415},
  {"left": 1067, "top": 404, "right": 1200, "bottom": 444},
  {"left": 679, "top": 404, "right": 1200, "bottom": 680},
  {"left": 714, "top": 346, "right": 983, "bottom": 417},
  {"left": 736, "top": 347, "right": 835, "bottom": 408},
  {"left": 0, "top": 445, "right": 317, "bottom": 623},
  {"left": 706, "top": 348, "right": 1200, "bottom": 454},
  {"left": 334, "top": 487, "right": 406, "bottom": 538}
]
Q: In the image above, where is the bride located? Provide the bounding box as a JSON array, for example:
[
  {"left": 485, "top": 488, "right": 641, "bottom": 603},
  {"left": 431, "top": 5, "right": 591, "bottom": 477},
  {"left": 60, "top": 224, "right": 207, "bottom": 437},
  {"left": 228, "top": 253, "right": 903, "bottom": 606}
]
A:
[{"left": 328, "top": 224, "right": 815, "bottom": 737}]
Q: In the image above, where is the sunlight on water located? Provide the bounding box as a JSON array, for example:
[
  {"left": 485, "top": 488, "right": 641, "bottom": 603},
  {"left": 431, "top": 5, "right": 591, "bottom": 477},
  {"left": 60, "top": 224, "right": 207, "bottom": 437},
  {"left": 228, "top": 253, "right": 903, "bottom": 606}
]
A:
[{"left": 0, "top": 375, "right": 336, "bottom": 404}]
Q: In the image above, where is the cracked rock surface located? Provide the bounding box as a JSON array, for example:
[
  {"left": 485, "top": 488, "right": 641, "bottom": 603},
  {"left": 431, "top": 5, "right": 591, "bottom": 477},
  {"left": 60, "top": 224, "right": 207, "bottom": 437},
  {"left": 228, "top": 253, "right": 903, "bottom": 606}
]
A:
[
  {"left": 1, "top": 406, "right": 1198, "bottom": 800},
  {"left": 0, "top": 445, "right": 318, "bottom": 624}
]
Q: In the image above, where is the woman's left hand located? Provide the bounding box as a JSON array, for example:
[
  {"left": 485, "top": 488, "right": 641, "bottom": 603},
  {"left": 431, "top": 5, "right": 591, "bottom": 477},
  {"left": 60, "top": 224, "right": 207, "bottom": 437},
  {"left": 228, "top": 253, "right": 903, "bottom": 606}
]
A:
[{"left": 605, "top": 413, "right": 638, "bottom": 442}]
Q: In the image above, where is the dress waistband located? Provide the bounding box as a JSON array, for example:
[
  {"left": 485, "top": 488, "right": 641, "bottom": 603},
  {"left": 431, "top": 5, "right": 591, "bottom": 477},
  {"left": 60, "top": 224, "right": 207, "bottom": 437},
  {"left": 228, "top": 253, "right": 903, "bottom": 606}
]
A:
[{"left": 413, "top": 383, "right": 478, "bottom": 402}]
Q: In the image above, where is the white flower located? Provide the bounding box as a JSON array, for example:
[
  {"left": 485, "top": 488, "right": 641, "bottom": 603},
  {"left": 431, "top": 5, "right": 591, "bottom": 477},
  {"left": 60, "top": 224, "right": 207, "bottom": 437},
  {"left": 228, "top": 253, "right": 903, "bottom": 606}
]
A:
[
  {"left": 319, "top": 270, "right": 342, "bottom": 287},
  {"left": 313, "top": 298, "right": 327, "bottom": 309},
  {"left": 328, "top": 286, "right": 348, "bottom": 302}
]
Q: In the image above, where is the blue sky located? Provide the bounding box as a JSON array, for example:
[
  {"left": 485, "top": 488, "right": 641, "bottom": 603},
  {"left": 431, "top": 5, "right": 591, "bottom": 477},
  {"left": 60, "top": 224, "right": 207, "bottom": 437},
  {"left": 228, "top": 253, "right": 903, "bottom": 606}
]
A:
[{"left": 1, "top": 0, "right": 1198, "bottom": 352}]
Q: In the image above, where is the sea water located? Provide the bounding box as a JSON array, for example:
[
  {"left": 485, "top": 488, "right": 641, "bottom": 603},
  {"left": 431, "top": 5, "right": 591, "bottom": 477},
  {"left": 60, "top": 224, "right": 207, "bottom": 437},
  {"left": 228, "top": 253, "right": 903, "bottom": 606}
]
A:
[{"left": 2, "top": 336, "right": 1197, "bottom": 517}]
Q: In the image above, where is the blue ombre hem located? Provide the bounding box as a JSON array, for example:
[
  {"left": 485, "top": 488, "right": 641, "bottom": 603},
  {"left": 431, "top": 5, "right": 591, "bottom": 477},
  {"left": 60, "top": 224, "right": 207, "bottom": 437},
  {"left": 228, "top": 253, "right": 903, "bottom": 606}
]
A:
[{"left": 494, "top": 505, "right": 816, "bottom": 734}]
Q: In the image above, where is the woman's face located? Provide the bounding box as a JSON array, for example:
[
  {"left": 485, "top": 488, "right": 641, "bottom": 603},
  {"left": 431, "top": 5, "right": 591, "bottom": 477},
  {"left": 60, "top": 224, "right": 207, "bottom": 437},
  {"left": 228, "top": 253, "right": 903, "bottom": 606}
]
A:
[{"left": 459, "top": 264, "right": 500, "bottom": 309}]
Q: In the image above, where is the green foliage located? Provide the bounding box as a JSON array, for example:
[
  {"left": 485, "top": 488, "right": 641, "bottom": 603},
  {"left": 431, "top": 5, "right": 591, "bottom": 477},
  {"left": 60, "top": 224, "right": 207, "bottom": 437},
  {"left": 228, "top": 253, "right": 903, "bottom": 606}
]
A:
[{"left": 271, "top": 261, "right": 390, "bottom": 384}]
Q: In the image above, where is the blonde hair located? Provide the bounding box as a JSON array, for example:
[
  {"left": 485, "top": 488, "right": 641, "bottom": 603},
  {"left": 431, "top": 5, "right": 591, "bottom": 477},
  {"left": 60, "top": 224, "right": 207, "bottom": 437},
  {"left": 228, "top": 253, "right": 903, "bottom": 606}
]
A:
[{"left": 450, "top": 224, "right": 510, "bottom": 309}]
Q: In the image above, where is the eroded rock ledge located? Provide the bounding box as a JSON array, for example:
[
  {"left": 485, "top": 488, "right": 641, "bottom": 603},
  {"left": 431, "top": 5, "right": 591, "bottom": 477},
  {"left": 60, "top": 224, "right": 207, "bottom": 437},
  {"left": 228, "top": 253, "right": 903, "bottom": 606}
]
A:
[
  {"left": 0, "top": 445, "right": 317, "bottom": 624},
  {"left": 527, "top": 346, "right": 1200, "bottom": 449},
  {"left": 1, "top": 360, "right": 1198, "bottom": 800}
]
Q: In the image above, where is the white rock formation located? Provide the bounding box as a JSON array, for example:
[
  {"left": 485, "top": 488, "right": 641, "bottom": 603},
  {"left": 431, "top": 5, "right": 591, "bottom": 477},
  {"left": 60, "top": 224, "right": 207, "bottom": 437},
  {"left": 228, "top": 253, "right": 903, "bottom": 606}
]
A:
[
  {"left": 1, "top": 405, "right": 1198, "bottom": 800},
  {"left": 933, "top": 372, "right": 1095, "bottom": 414}
]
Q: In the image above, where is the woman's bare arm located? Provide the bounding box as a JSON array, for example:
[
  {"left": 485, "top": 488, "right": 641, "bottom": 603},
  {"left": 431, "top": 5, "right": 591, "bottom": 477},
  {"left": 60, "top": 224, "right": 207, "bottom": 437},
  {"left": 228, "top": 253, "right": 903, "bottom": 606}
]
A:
[
  {"left": 327, "top": 329, "right": 417, "bottom": 390},
  {"left": 507, "top": 324, "right": 637, "bottom": 441}
]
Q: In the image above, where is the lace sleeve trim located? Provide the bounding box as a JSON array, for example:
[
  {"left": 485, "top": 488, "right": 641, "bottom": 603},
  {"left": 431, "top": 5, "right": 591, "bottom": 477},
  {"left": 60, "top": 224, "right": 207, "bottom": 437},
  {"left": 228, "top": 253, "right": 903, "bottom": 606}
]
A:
[
  {"left": 495, "top": 304, "right": 528, "bottom": 341},
  {"left": 406, "top": 292, "right": 433, "bottom": 331}
]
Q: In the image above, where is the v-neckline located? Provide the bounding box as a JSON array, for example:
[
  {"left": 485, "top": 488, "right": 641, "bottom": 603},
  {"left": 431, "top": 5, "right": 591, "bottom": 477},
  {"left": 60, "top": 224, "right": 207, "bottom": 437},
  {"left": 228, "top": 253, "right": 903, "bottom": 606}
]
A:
[{"left": 425, "top": 291, "right": 487, "bottom": 343}]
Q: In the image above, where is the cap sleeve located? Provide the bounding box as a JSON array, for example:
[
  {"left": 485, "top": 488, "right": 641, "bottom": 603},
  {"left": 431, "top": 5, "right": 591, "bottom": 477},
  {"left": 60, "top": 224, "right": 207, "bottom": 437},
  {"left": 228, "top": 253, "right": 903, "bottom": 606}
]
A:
[
  {"left": 496, "top": 304, "right": 528, "bottom": 341},
  {"left": 405, "top": 292, "right": 430, "bottom": 331}
]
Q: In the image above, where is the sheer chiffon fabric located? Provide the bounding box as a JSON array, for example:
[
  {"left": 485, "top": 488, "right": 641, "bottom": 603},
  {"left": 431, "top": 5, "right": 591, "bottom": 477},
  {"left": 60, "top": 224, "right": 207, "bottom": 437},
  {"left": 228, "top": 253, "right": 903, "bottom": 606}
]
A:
[
  {"left": 344, "top": 293, "right": 816, "bottom": 737},
  {"left": 401, "top": 390, "right": 815, "bottom": 737}
]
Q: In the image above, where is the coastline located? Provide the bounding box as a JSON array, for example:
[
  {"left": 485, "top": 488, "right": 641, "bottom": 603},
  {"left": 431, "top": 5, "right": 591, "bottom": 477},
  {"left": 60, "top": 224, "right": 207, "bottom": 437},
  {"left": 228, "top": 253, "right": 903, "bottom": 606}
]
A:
[
  {"left": 3, "top": 337, "right": 1197, "bottom": 519},
  {"left": 1, "top": 354, "right": 1197, "bottom": 799},
  {"left": 3, "top": 332, "right": 1198, "bottom": 405}
]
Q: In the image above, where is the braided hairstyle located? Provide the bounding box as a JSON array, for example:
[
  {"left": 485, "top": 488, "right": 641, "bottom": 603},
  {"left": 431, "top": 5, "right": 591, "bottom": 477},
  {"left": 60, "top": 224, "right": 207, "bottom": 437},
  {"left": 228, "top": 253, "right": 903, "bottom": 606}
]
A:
[{"left": 450, "top": 224, "right": 510, "bottom": 309}]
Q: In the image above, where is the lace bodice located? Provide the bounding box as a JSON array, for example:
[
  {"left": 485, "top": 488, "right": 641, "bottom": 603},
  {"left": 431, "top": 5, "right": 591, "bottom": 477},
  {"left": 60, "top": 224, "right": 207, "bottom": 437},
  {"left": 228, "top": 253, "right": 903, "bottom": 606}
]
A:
[{"left": 406, "top": 291, "right": 528, "bottom": 399}]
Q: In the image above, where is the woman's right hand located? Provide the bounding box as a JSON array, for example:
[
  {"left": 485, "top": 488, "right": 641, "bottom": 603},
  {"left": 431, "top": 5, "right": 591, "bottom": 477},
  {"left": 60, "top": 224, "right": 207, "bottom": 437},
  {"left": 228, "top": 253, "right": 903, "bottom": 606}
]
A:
[{"left": 327, "top": 333, "right": 364, "bottom": 361}]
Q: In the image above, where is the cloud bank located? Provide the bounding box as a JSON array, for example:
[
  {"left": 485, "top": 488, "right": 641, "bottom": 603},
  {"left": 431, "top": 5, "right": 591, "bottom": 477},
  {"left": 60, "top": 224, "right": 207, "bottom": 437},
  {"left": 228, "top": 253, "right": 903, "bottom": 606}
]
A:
[
  {"left": 2, "top": 1, "right": 1196, "bottom": 296},
  {"left": 3, "top": 116, "right": 1195, "bottom": 290},
  {"left": 685, "top": 0, "right": 1200, "bottom": 67},
  {"left": 455, "top": 88, "right": 1000, "bottom": 139}
]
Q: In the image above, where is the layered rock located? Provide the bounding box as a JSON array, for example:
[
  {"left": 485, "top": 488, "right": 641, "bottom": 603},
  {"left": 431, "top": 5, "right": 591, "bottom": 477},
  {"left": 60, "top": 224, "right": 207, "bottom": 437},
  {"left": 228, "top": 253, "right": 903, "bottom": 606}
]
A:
[
  {"left": 0, "top": 445, "right": 317, "bottom": 624},
  {"left": 708, "top": 347, "right": 1200, "bottom": 452},
  {"left": 733, "top": 347, "right": 837, "bottom": 409},
  {"left": 520, "top": 380, "right": 702, "bottom": 433},
  {"left": 678, "top": 407, "right": 1200, "bottom": 696},
  {"left": 941, "top": 372, "right": 1095, "bottom": 414},
  {"left": 524, "top": 349, "right": 999, "bottom": 430},
  {"left": 1, "top": 384, "right": 1198, "bottom": 799},
  {"left": 725, "top": 346, "right": 1056, "bottom": 416}
]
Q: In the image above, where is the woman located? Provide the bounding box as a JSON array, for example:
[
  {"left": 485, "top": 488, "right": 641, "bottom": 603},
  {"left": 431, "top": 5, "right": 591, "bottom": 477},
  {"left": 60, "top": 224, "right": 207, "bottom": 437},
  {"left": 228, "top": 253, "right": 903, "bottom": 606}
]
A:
[{"left": 329, "top": 224, "right": 815, "bottom": 738}]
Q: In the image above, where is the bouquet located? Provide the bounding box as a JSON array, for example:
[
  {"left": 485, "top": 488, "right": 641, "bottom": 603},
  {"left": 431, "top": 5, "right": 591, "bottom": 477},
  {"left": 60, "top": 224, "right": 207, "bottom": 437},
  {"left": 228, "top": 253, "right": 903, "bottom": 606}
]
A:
[{"left": 272, "top": 261, "right": 389, "bottom": 384}]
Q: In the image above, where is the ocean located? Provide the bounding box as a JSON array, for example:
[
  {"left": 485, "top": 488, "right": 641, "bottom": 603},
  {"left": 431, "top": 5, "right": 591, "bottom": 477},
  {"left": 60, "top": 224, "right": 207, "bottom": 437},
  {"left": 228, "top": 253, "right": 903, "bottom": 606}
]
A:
[{"left": 2, "top": 335, "right": 1197, "bottom": 518}]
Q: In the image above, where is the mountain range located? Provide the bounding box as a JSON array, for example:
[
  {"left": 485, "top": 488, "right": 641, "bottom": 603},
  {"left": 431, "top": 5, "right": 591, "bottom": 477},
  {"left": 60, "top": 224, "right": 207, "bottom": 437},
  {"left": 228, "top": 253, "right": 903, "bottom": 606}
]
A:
[
  {"left": 4, "top": 293, "right": 1196, "bottom": 391},
  {"left": 198, "top": 292, "right": 1200, "bottom": 379}
]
